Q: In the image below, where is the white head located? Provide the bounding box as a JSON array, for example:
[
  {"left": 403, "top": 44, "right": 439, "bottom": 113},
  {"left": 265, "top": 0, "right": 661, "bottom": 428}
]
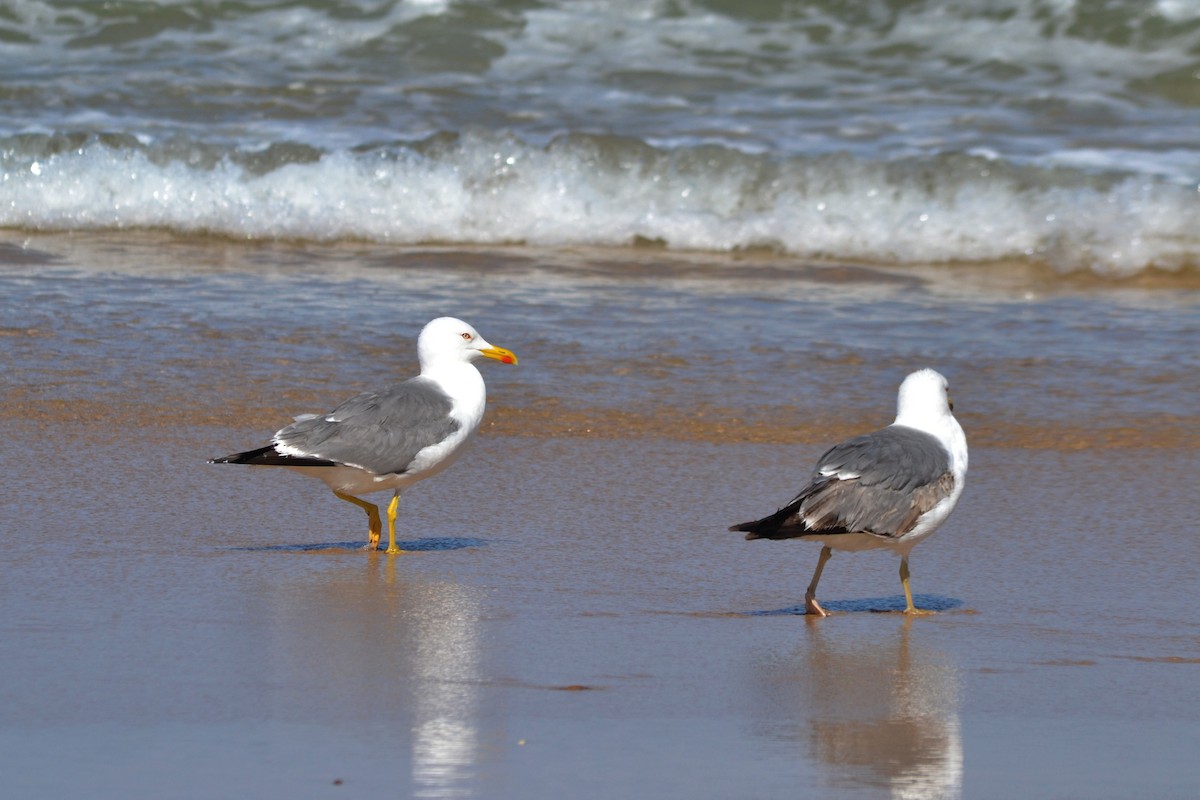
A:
[
  {"left": 417, "top": 317, "right": 518, "bottom": 372},
  {"left": 894, "top": 368, "right": 968, "bottom": 480},
  {"left": 893, "top": 368, "right": 955, "bottom": 431}
]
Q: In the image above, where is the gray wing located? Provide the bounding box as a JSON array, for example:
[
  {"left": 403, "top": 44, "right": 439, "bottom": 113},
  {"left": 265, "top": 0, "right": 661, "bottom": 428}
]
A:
[
  {"left": 809, "top": 425, "right": 949, "bottom": 492},
  {"left": 797, "top": 425, "right": 953, "bottom": 536},
  {"left": 272, "top": 376, "right": 460, "bottom": 475},
  {"left": 734, "top": 425, "right": 953, "bottom": 539}
]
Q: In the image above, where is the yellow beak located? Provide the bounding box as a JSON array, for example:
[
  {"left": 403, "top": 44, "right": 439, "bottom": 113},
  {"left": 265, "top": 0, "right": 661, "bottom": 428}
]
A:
[{"left": 480, "top": 346, "right": 518, "bottom": 365}]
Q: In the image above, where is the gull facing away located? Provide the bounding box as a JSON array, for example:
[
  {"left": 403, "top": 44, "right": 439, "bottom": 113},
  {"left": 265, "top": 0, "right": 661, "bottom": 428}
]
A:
[
  {"left": 729, "top": 369, "right": 968, "bottom": 616},
  {"left": 211, "top": 317, "right": 517, "bottom": 554}
]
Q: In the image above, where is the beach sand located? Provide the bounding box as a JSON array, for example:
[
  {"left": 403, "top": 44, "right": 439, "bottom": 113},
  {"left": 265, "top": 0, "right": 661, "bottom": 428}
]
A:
[{"left": 1, "top": 234, "right": 1198, "bottom": 798}]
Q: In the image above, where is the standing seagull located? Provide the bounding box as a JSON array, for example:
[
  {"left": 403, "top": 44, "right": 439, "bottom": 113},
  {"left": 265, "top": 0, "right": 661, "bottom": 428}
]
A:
[
  {"left": 730, "top": 369, "right": 967, "bottom": 616},
  {"left": 211, "top": 317, "right": 517, "bottom": 554}
]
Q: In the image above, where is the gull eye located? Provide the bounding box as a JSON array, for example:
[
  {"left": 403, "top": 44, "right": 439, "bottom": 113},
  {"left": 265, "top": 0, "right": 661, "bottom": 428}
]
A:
[{"left": 461, "top": 332, "right": 472, "bottom": 340}]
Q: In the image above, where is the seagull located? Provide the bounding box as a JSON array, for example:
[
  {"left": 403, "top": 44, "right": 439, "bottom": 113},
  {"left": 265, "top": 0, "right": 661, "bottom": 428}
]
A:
[
  {"left": 211, "top": 317, "right": 517, "bottom": 554},
  {"left": 729, "top": 369, "right": 967, "bottom": 616}
]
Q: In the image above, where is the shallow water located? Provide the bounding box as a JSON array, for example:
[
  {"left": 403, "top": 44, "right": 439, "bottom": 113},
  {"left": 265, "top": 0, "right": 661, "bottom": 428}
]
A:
[
  {"left": 3, "top": 233, "right": 1198, "bottom": 446},
  {"left": 1, "top": 235, "right": 1198, "bottom": 798}
]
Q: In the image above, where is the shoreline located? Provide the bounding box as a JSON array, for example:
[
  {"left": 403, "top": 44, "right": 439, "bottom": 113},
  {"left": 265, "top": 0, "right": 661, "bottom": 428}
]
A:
[
  {"left": 3, "top": 232, "right": 1196, "bottom": 453},
  {"left": 4, "top": 230, "right": 1200, "bottom": 289}
]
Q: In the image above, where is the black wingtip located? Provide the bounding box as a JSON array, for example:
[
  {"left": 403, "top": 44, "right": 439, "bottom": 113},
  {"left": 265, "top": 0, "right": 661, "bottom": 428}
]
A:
[
  {"left": 730, "top": 520, "right": 772, "bottom": 539},
  {"left": 211, "top": 445, "right": 341, "bottom": 468},
  {"left": 209, "top": 445, "right": 276, "bottom": 465}
]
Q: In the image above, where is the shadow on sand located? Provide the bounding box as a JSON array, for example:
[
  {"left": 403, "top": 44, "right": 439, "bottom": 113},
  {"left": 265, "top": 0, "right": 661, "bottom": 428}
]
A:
[{"left": 746, "top": 594, "right": 964, "bottom": 616}]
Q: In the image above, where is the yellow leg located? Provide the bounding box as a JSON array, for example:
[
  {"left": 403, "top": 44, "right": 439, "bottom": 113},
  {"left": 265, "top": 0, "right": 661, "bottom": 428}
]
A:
[
  {"left": 333, "top": 491, "right": 382, "bottom": 550},
  {"left": 900, "top": 557, "right": 934, "bottom": 615},
  {"left": 805, "top": 546, "right": 833, "bottom": 617},
  {"left": 385, "top": 491, "right": 405, "bottom": 555}
]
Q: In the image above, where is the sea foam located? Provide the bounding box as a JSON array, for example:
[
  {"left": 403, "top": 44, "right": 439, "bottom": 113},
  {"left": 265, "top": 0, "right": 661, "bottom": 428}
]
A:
[{"left": 2, "top": 131, "right": 1196, "bottom": 276}]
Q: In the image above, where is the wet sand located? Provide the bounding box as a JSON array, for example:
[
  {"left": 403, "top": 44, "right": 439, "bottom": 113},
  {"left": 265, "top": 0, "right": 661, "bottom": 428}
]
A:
[
  {"left": 1, "top": 234, "right": 1199, "bottom": 798},
  {"left": 3, "top": 424, "right": 1199, "bottom": 799}
]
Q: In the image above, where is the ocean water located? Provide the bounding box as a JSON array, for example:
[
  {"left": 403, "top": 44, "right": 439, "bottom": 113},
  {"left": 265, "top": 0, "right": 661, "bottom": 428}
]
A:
[{"left": 3, "top": 0, "right": 1200, "bottom": 275}]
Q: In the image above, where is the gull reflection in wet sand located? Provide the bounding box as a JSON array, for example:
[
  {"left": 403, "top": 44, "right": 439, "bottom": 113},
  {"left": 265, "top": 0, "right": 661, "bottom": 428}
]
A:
[
  {"left": 409, "top": 566, "right": 483, "bottom": 800},
  {"left": 757, "top": 620, "right": 962, "bottom": 799},
  {"left": 260, "top": 556, "right": 485, "bottom": 797}
]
